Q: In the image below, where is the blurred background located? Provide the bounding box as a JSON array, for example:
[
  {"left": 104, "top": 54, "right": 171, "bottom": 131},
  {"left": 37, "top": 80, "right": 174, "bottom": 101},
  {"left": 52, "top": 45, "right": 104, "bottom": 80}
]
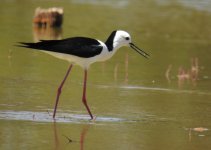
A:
[{"left": 0, "top": 0, "right": 211, "bottom": 150}]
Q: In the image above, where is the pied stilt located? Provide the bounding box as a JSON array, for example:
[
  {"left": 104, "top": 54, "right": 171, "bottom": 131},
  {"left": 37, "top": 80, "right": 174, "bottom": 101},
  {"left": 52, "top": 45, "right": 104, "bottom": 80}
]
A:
[{"left": 18, "top": 30, "right": 149, "bottom": 120}]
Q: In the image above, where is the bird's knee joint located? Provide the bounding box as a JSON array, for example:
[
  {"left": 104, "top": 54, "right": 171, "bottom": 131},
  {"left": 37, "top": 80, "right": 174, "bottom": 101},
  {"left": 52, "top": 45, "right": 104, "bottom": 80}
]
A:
[
  {"left": 82, "top": 98, "right": 87, "bottom": 104},
  {"left": 57, "top": 87, "right": 62, "bottom": 93}
]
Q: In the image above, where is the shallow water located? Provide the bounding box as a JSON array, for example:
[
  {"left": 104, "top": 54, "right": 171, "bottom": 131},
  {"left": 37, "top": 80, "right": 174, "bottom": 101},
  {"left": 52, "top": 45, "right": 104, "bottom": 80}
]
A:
[{"left": 0, "top": 0, "right": 211, "bottom": 150}]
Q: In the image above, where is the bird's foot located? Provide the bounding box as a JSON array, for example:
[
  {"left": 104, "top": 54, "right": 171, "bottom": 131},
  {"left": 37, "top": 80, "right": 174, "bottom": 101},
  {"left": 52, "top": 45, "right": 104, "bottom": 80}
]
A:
[{"left": 89, "top": 116, "right": 97, "bottom": 122}]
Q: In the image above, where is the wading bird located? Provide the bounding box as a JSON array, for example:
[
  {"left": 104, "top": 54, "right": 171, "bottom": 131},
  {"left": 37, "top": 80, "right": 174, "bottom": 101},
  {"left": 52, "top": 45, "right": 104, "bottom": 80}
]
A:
[{"left": 18, "top": 30, "right": 149, "bottom": 120}]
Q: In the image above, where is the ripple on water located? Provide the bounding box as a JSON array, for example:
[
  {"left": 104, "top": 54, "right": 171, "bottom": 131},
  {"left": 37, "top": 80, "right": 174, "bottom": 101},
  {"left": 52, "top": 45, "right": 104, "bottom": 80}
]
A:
[
  {"left": 0, "top": 110, "right": 126, "bottom": 124},
  {"left": 0, "top": 110, "right": 174, "bottom": 125}
]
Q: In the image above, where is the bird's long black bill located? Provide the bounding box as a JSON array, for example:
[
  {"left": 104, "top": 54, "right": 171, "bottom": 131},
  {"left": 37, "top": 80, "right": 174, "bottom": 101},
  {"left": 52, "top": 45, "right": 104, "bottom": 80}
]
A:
[{"left": 130, "top": 43, "right": 149, "bottom": 59}]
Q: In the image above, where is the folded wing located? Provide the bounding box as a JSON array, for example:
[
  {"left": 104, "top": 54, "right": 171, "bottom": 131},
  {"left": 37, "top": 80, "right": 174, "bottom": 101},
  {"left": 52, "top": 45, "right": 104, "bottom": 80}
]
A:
[{"left": 18, "top": 37, "right": 103, "bottom": 58}]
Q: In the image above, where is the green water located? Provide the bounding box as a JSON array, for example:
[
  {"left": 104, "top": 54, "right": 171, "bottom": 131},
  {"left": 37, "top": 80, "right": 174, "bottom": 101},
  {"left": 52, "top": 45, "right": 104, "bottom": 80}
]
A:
[{"left": 0, "top": 0, "right": 211, "bottom": 149}]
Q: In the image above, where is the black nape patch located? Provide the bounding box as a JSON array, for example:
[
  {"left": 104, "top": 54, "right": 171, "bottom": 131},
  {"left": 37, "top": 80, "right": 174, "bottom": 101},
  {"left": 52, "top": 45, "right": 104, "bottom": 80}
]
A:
[{"left": 105, "top": 30, "right": 117, "bottom": 51}]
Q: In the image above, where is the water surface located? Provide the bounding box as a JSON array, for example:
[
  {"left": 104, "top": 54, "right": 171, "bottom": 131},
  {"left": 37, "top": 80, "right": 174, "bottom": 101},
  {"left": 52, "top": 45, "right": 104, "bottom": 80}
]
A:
[{"left": 0, "top": 0, "right": 211, "bottom": 150}]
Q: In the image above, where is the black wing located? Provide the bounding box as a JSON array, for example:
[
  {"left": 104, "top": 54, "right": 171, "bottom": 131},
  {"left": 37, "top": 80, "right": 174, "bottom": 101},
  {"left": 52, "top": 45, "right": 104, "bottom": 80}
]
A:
[{"left": 18, "top": 37, "right": 103, "bottom": 58}]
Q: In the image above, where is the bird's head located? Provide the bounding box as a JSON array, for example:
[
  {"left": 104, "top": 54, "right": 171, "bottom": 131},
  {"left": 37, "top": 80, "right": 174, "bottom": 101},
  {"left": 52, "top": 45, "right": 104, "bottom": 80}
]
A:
[
  {"left": 113, "top": 30, "right": 132, "bottom": 47},
  {"left": 111, "top": 30, "right": 149, "bottom": 58}
]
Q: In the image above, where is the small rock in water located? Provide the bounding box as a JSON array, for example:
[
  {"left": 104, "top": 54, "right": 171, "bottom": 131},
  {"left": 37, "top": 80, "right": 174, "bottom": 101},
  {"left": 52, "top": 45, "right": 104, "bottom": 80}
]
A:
[{"left": 192, "top": 127, "right": 208, "bottom": 132}]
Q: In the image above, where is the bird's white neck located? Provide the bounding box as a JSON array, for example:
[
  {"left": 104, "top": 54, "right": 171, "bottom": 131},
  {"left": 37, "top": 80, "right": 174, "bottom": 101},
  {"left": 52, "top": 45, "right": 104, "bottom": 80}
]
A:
[{"left": 113, "top": 41, "right": 124, "bottom": 52}]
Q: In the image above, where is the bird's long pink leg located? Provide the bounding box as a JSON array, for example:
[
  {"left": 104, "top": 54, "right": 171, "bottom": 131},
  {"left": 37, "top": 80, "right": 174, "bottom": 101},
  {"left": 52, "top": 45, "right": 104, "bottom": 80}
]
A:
[
  {"left": 82, "top": 69, "right": 94, "bottom": 120},
  {"left": 53, "top": 64, "right": 73, "bottom": 119}
]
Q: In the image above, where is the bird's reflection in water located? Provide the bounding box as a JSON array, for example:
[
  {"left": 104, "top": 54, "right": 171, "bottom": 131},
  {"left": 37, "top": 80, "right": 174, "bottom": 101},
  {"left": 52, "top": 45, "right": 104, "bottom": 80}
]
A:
[
  {"left": 53, "top": 121, "right": 91, "bottom": 150},
  {"left": 53, "top": 122, "right": 60, "bottom": 150},
  {"left": 79, "top": 124, "right": 90, "bottom": 150}
]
